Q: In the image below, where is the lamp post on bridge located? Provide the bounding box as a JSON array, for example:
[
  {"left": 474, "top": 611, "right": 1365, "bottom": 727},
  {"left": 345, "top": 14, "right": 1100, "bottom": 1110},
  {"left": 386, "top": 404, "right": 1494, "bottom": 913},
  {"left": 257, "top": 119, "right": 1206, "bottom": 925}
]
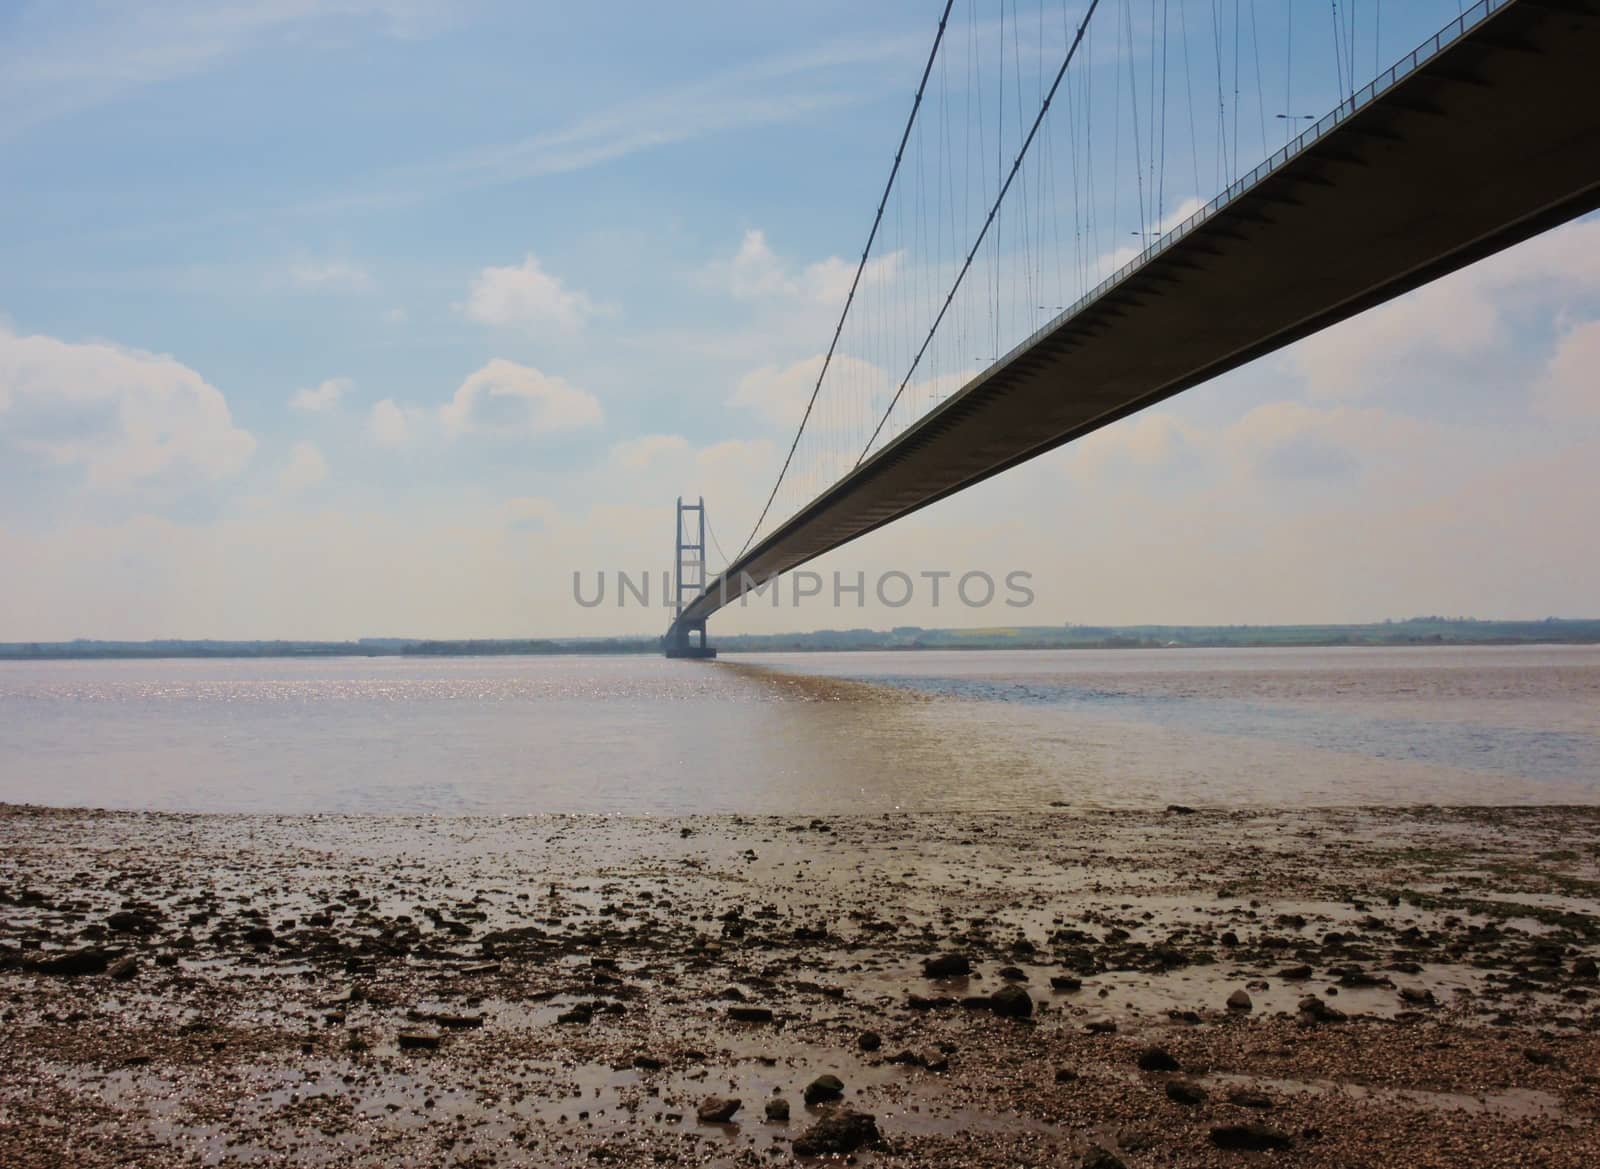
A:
[{"left": 1276, "top": 112, "right": 1317, "bottom": 146}]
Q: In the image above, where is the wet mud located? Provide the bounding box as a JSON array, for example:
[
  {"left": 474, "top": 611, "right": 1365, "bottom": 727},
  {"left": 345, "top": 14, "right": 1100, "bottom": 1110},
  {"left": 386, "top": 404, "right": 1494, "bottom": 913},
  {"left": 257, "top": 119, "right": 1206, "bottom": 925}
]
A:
[{"left": 2, "top": 803, "right": 1597, "bottom": 1167}]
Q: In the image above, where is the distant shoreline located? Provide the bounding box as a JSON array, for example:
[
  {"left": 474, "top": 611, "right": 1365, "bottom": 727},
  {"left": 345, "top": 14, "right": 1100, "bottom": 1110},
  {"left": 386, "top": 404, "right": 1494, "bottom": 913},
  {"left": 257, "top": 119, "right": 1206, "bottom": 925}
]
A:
[{"left": 3, "top": 618, "right": 1598, "bottom": 660}]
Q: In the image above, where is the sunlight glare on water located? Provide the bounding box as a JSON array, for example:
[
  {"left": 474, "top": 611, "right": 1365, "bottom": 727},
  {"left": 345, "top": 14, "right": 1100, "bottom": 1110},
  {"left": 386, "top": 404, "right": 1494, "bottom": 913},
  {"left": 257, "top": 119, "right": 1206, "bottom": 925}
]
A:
[{"left": 0, "top": 646, "right": 1595, "bottom": 813}]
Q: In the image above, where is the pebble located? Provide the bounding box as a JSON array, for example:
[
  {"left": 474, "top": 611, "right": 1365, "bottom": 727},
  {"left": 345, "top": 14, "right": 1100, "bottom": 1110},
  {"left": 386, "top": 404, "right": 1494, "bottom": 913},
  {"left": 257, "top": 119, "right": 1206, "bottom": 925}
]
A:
[
  {"left": 922, "top": 953, "right": 972, "bottom": 978},
  {"left": 106, "top": 911, "right": 157, "bottom": 934},
  {"left": 696, "top": 1096, "right": 740, "bottom": 1123},
  {"left": 1135, "top": 1046, "right": 1180, "bottom": 1072},
  {"left": 107, "top": 955, "right": 138, "bottom": 981},
  {"left": 1164, "top": 1079, "right": 1208, "bottom": 1106},
  {"left": 1298, "top": 995, "right": 1347, "bottom": 1023},
  {"left": 1227, "top": 1087, "right": 1274, "bottom": 1109},
  {"left": 28, "top": 947, "right": 114, "bottom": 976},
  {"left": 791, "top": 1109, "right": 879, "bottom": 1156},
  {"left": 1210, "top": 1122, "right": 1292, "bottom": 1150},
  {"left": 803, "top": 1074, "right": 844, "bottom": 1106},
  {"left": 888, "top": 1048, "right": 948, "bottom": 1072},
  {"left": 989, "top": 985, "right": 1033, "bottom": 1018},
  {"left": 2, "top": 803, "right": 1589, "bottom": 1169}
]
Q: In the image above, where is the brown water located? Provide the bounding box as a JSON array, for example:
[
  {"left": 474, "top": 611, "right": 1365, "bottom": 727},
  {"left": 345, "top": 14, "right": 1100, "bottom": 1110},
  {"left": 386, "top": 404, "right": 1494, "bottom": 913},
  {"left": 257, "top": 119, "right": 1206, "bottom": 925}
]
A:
[{"left": 0, "top": 645, "right": 1595, "bottom": 812}]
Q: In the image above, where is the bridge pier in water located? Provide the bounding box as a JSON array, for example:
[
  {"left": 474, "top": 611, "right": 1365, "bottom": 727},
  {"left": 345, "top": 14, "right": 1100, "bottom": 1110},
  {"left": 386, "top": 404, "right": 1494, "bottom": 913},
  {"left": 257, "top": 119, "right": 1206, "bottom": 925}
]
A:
[
  {"left": 663, "top": 496, "right": 717, "bottom": 659},
  {"left": 663, "top": 619, "right": 715, "bottom": 659}
]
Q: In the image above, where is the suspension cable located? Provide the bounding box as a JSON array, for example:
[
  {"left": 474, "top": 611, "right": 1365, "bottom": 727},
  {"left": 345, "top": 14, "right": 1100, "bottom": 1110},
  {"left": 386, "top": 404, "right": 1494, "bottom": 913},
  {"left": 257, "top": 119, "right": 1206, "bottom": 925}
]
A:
[
  {"left": 858, "top": 0, "right": 1104, "bottom": 465},
  {"left": 704, "top": 510, "right": 730, "bottom": 572},
  {"left": 733, "top": 0, "right": 955, "bottom": 560}
]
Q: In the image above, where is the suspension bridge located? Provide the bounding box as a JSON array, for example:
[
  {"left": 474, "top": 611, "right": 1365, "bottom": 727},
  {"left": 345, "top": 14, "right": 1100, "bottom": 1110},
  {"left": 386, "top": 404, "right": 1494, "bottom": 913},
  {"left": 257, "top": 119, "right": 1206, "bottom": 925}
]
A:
[{"left": 665, "top": 0, "right": 1600, "bottom": 657}]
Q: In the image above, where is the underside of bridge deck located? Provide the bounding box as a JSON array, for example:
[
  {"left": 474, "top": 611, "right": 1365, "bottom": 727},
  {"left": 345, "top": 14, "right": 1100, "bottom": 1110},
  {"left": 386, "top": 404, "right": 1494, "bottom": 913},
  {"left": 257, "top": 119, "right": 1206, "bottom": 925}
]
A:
[{"left": 674, "top": 0, "right": 1600, "bottom": 634}]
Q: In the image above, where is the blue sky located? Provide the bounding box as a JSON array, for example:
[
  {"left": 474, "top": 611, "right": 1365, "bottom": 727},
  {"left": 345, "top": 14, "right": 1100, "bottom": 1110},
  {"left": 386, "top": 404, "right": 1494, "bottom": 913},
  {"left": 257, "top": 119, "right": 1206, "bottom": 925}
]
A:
[{"left": 1, "top": 0, "right": 1596, "bottom": 640}]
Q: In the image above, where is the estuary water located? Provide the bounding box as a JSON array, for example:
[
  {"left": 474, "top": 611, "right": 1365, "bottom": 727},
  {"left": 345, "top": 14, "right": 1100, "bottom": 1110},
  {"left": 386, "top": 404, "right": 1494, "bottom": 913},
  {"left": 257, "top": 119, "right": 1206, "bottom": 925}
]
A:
[{"left": 0, "top": 645, "right": 1595, "bottom": 813}]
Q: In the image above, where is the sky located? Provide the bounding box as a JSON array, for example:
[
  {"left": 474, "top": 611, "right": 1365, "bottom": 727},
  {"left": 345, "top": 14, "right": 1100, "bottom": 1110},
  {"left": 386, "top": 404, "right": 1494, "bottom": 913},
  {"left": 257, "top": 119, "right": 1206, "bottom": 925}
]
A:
[{"left": 1, "top": 0, "right": 1595, "bottom": 641}]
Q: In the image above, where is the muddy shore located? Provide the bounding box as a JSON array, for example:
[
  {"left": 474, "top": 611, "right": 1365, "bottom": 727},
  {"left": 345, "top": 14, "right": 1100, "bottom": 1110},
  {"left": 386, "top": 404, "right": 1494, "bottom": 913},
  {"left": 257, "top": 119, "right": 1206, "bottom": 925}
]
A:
[{"left": 1, "top": 803, "right": 1596, "bottom": 1167}]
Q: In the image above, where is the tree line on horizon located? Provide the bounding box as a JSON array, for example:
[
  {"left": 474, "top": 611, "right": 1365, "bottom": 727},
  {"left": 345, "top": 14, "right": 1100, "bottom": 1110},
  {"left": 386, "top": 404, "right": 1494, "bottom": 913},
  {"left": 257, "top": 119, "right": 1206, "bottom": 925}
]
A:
[{"left": 2, "top": 617, "right": 1598, "bottom": 659}]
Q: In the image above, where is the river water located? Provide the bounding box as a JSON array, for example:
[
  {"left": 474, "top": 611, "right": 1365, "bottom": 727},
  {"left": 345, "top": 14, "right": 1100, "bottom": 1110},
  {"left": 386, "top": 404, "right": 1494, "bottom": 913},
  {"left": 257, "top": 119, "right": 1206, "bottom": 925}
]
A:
[{"left": 0, "top": 646, "right": 1595, "bottom": 813}]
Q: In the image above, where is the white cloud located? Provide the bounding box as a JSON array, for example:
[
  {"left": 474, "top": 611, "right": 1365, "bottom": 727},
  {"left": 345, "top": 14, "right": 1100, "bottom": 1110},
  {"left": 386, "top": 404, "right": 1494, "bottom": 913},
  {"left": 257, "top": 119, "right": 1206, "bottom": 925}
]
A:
[
  {"left": 1079, "top": 198, "right": 1213, "bottom": 279},
  {"left": 693, "top": 437, "right": 779, "bottom": 493},
  {"left": 462, "top": 254, "right": 599, "bottom": 333},
  {"left": 1068, "top": 398, "right": 1457, "bottom": 494},
  {"left": 709, "top": 229, "right": 901, "bottom": 307},
  {"left": 722, "top": 230, "right": 794, "bottom": 300},
  {"left": 501, "top": 496, "right": 559, "bottom": 531},
  {"left": 591, "top": 433, "right": 778, "bottom": 554},
  {"left": 1222, "top": 401, "right": 1375, "bottom": 482},
  {"left": 0, "top": 324, "right": 255, "bottom": 487},
  {"left": 288, "top": 258, "right": 373, "bottom": 292},
  {"left": 1536, "top": 320, "right": 1600, "bottom": 420},
  {"left": 290, "top": 376, "right": 352, "bottom": 413},
  {"left": 48, "top": 27, "right": 921, "bottom": 235},
  {"left": 10, "top": 419, "right": 1593, "bottom": 642},
  {"left": 1471, "top": 214, "right": 1600, "bottom": 292},
  {"left": 1067, "top": 412, "right": 1204, "bottom": 484},
  {"left": 0, "top": 1, "right": 453, "bottom": 137},
  {"left": 1292, "top": 215, "right": 1600, "bottom": 404},
  {"left": 1158, "top": 196, "right": 1208, "bottom": 236},
  {"left": 440, "top": 359, "right": 603, "bottom": 438},
  {"left": 421, "top": 36, "right": 918, "bottom": 193},
  {"left": 0, "top": 484, "right": 706, "bottom": 640},
  {"left": 731, "top": 353, "right": 886, "bottom": 431},
  {"left": 729, "top": 352, "right": 967, "bottom": 456},
  {"left": 1293, "top": 281, "right": 1503, "bottom": 403},
  {"left": 607, "top": 434, "right": 691, "bottom": 472},
  {"left": 279, "top": 441, "right": 328, "bottom": 492},
  {"left": 368, "top": 398, "right": 414, "bottom": 447}
]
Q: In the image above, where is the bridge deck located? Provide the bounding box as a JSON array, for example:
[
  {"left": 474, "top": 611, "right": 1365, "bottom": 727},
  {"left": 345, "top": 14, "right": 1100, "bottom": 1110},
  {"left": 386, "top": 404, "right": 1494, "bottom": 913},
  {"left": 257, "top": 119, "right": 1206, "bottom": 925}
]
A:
[{"left": 677, "top": 0, "right": 1600, "bottom": 631}]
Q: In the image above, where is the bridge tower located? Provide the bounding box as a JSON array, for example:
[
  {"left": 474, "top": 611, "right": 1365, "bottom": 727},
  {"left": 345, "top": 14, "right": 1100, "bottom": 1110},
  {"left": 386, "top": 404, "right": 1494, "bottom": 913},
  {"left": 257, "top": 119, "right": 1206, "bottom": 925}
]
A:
[{"left": 664, "top": 496, "right": 716, "bottom": 659}]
